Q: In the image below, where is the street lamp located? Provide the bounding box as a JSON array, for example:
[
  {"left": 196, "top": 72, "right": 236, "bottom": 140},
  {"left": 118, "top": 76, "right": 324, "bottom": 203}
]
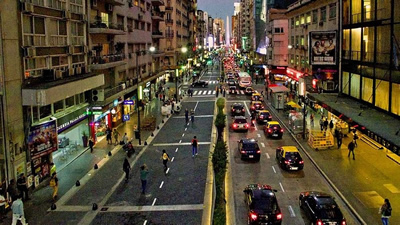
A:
[
  {"left": 175, "top": 46, "right": 188, "bottom": 101},
  {"left": 135, "top": 46, "right": 155, "bottom": 145}
]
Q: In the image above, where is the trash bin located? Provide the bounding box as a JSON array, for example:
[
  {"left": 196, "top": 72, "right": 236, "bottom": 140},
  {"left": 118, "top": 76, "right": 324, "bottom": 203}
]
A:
[{"left": 134, "top": 130, "right": 140, "bottom": 139}]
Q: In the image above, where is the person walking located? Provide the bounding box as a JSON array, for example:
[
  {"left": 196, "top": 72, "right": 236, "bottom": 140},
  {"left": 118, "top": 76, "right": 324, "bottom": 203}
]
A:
[
  {"left": 11, "top": 194, "right": 27, "bottom": 225},
  {"left": 185, "top": 108, "right": 189, "bottom": 124},
  {"left": 190, "top": 109, "right": 195, "bottom": 123},
  {"left": 123, "top": 154, "right": 131, "bottom": 183},
  {"left": 17, "top": 174, "right": 29, "bottom": 201},
  {"left": 353, "top": 130, "right": 359, "bottom": 147},
  {"left": 106, "top": 126, "right": 112, "bottom": 144},
  {"left": 113, "top": 128, "right": 120, "bottom": 145},
  {"left": 122, "top": 133, "right": 128, "bottom": 145},
  {"left": 89, "top": 138, "right": 94, "bottom": 153},
  {"left": 329, "top": 120, "right": 334, "bottom": 132},
  {"left": 140, "top": 164, "right": 149, "bottom": 194},
  {"left": 191, "top": 136, "right": 198, "bottom": 157},
  {"left": 337, "top": 131, "right": 343, "bottom": 149},
  {"left": 310, "top": 113, "right": 314, "bottom": 127},
  {"left": 379, "top": 199, "right": 392, "bottom": 225},
  {"left": 323, "top": 118, "right": 329, "bottom": 131},
  {"left": 7, "top": 179, "right": 18, "bottom": 203},
  {"left": 49, "top": 172, "right": 58, "bottom": 201},
  {"left": 348, "top": 140, "right": 356, "bottom": 160},
  {"left": 161, "top": 149, "right": 170, "bottom": 172},
  {"left": 319, "top": 117, "right": 324, "bottom": 131}
]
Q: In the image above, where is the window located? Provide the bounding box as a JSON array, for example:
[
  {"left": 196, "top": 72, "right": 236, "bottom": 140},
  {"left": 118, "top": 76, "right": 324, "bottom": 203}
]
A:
[
  {"left": 306, "top": 12, "right": 311, "bottom": 23},
  {"left": 274, "top": 27, "right": 284, "bottom": 34},
  {"left": 66, "top": 96, "right": 75, "bottom": 108},
  {"left": 54, "top": 100, "right": 64, "bottom": 113},
  {"left": 329, "top": 3, "right": 336, "bottom": 19},
  {"left": 40, "top": 105, "right": 52, "bottom": 119},
  {"left": 295, "top": 16, "right": 300, "bottom": 27},
  {"left": 312, "top": 10, "right": 318, "bottom": 24},
  {"left": 291, "top": 36, "right": 294, "bottom": 45},
  {"left": 300, "top": 36, "right": 305, "bottom": 45},
  {"left": 101, "top": 13, "right": 109, "bottom": 26},
  {"left": 72, "top": 54, "right": 84, "bottom": 63},
  {"left": 291, "top": 18, "right": 294, "bottom": 28},
  {"left": 321, "top": 7, "right": 327, "bottom": 22},
  {"left": 300, "top": 15, "right": 305, "bottom": 24},
  {"left": 140, "top": 22, "right": 145, "bottom": 30},
  {"left": 134, "top": 0, "right": 138, "bottom": 6},
  {"left": 147, "top": 23, "right": 151, "bottom": 31},
  {"left": 134, "top": 20, "right": 139, "bottom": 29}
]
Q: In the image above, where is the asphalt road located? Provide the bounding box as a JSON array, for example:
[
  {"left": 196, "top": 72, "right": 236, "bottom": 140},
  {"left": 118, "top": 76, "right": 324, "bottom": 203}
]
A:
[{"left": 225, "top": 86, "right": 359, "bottom": 225}]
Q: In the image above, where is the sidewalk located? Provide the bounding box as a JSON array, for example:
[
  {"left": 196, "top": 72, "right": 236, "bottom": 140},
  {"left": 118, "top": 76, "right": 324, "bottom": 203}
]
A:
[
  {"left": 8, "top": 97, "right": 166, "bottom": 225},
  {"left": 257, "top": 85, "right": 400, "bottom": 225}
]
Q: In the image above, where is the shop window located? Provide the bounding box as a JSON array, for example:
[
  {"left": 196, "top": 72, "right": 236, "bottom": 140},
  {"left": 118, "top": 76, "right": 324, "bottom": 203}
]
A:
[
  {"left": 329, "top": 3, "right": 336, "bottom": 19},
  {"left": 342, "top": 71, "right": 350, "bottom": 94},
  {"left": 376, "top": 25, "right": 391, "bottom": 64},
  {"left": 66, "top": 96, "right": 75, "bottom": 108},
  {"left": 312, "top": 10, "right": 318, "bottom": 24},
  {"left": 40, "top": 104, "right": 51, "bottom": 119},
  {"left": 320, "top": 7, "right": 327, "bottom": 22},
  {"left": 351, "top": 0, "right": 362, "bottom": 23},
  {"left": 54, "top": 99, "right": 64, "bottom": 113},
  {"left": 350, "top": 73, "right": 360, "bottom": 99},
  {"left": 351, "top": 28, "right": 361, "bottom": 61},
  {"left": 362, "top": 27, "right": 374, "bottom": 62},
  {"left": 392, "top": 82, "right": 400, "bottom": 115},
  {"left": 32, "top": 106, "right": 39, "bottom": 123},
  {"left": 362, "top": 77, "right": 373, "bottom": 103},
  {"left": 375, "top": 79, "right": 389, "bottom": 111}
]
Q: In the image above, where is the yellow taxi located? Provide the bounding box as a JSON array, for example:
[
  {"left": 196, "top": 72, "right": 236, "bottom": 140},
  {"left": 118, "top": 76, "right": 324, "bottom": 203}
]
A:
[
  {"left": 251, "top": 92, "right": 263, "bottom": 102},
  {"left": 275, "top": 146, "right": 304, "bottom": 170},
  {"left": 263, "top": 121, "right": 283, "bottom": 138},
  {"left": 250, "top": 101, "right": 264, "bottom": 112},
  {"left": 256, "top": 110, "right": 272, "bottom": 124}
]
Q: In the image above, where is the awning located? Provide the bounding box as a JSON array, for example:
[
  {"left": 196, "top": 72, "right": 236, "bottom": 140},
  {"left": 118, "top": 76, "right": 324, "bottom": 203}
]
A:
[{"left": 287, "top": 101, "right": 301, "bottom": 108}]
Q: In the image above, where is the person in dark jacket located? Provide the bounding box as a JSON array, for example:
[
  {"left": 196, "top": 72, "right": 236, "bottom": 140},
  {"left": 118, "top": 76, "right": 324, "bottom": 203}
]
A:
[
  {"left": 7, "top": 179, "right": 18, "bottom": 203},
  {"left": 348, "top": 141, "right": 356, "bottom": 160},
  {"left": 89, "top": 138, "right": 94, "bottom": 153},
  {"left": 17, "top": 174, "right": 29, "bottom": 201},
  {"left": 123, "top": 153, "right": 131, "bottom": 183},
  {"left": 337, "top": 131, "right": 343, "bottom": 149},
  {"left": 329, "top": 120, "right": 334, "bottom": 131},
  {"left": 323, "top": 118, "right": 329, "bottom": 131}
]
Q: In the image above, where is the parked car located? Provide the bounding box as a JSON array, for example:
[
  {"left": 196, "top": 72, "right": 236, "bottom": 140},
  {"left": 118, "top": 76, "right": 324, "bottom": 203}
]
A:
[
  {"left": 299, "top": 191, "right": 347, "bottom": 225},
  {"left": 264, "top": 121, "right": 284, "bottom": 138},
  {"left": 231, "top": 116, "right": 250, "bottom": 132},
  {"left": 191, "top": 80, "right": 208, "bottom": 87},
  {"left": 256, "top": 110, "right": 272, "bottom": 124},
  {"left": 276, "top": 146, "right": 304, "bottom": 170},
  {"left": 243, "top": 184, "right": 282, "bottom": 224},
  {"left": 231, "top": 103, "right": 246, "bottom": 116},
  {"left": 238, "top": 138, "right": 261, "bottom": 161},
  {"left": 245, "top": 87, "right": 256, "bottom": 95}
]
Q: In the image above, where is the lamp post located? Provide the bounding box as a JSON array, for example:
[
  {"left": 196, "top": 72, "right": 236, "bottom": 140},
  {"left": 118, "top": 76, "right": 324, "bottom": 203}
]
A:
[{"left": 135, "top": 46, "right": 155, "bottom": 145}]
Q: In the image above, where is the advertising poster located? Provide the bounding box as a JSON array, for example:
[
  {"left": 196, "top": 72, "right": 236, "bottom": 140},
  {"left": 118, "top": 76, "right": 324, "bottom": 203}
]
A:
[
  {"left": 309, "top": 31, "right": 337, "bottom": 65},
  {"left": 27, "top": 120, "right": 58, "bottom": 159}
]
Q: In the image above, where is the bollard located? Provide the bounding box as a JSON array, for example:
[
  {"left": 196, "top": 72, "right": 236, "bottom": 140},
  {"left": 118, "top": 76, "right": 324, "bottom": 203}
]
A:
[
  {"left": 94, "top": 164, "right": 98, "bottom": 170},
  {"left": 157, "top": 125, "right": 160, "bottom": 130},
  {"left": 108, "top": 151, "right": 112, "bottom": 156},
  {"left": 92, "top": 203, "right": 98, "bottom": 210},
  {"left": 144, "top": 141, "right": 148, "bottom": 146},
  {"left": 76, "top": 180, "right": 81, "bottom": 187},
  {"left": 51, "top": 203, "right": 57, "bottom": 210},
  {"left": 151, "top": 132, "right": 154, "bottom": 137}
]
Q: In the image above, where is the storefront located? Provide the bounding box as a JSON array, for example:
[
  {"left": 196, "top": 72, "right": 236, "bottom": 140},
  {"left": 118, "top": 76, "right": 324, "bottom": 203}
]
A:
[{"left": 91, "top": 106, "right": 112, "bottom": 141}]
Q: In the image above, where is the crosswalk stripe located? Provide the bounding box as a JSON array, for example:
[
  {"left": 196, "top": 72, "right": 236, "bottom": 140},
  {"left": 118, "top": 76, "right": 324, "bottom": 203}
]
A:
[
  {"left": 207, "top": 90, "right": 212, "bottom": 95},
  {"left": 198, "top": 91, "right": 202, "bottom": 95},
  {"left": 212, "top": 90, "right": 216, "bottom": 94},
  {"left": 193, "top": 91, "right": 198, "bottom": 95},
  {"left": 240, "top": 90, "right": 244, "bottom": 95}
]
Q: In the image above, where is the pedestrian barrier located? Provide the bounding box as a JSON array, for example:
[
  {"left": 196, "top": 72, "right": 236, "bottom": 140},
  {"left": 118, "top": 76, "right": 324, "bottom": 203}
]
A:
[{"left": 308, "top": 131, "right": 334, "bottom": 150}]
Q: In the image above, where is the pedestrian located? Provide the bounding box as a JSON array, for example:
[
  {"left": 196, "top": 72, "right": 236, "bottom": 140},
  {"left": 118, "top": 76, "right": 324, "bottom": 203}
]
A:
[
  {"left": 261, "top": 91, "right": 264, "bottom": 97},
  {"left": 0, "top": 191, "right": 7, "bottom": 222},
  {"left": 89, "top": 138, "right": 94, "bottom": 153},
  {"left": 11, "top": 194, "right": 27, "bottom": 225},
  {"left": 191, "top": 136, "right": 198, "bottom": 157},
  {"left": 348, "top": 140, "right": 356, "bottom": 160},
  {"left": 337, "top": 131, "right": 343, "bottom": 149},
  {"left": 50, "top": 162, "right": 56, "bottom": 178},
  {"left": 161, "top": 149, "right": 170, "bottom": 172},
  {"left": 319, "top": 117, "right": 324, "bottom": 131},
  {"left": 7, "top": 179, "right": 18, "bottom": 203},
  {"left": 310, "top": 113, "right": 314, "bottom": 127},
  {"left": 122, "top": 133, "right": 128, "bottom": 145},
  {"left": 171, "top": 101, "right": 175, "bottom": 114},
  {"left": 49, "top": 172, "right": 58, "bottom": 201},
  {"left": 323, "top": 118, "right": 329, "bottom": 131},
  {"left": 353, "top": 130, "right": 359, "bottom": 147},
  {"left": 379, "top": 199, "right": 392, "bottom": 225},
  {"left": 190, "top": 109, "right": 195, "bottom": 123},
  {"left": 17, "top": 174, "right": 29, "bottom": 201},
  {"left": 140, "top": 164, "right": 149, "bottom": 194},
  {"left": 190, "top": 89, "right": 193, "bottom": 97},
  {"left": 329, "top": 120, "right": 334, "bottom": 132},
  {"left": 123, "top": 153, "right": 131, "bottom": 183},
  {"left": 113, "top": 128, "right": 120, "bottom": 145},
  {"left": 185, "top": 108, "right": 189, "bottom": 124},
  {"left": 106, "top": 126, "right": 112, "bottom": 144}
]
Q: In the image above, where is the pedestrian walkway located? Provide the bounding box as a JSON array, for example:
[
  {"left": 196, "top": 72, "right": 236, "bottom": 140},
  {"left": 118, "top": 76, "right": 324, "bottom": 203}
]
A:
[
  {"left": 260, "top": 87, "right": 400, "bottom": 225},
  {"left": 3, "top": 97, "right": 166, "bottom": 225}
]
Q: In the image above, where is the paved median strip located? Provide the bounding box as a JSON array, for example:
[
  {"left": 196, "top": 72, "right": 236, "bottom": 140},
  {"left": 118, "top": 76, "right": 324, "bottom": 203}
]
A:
[
  {"left": 54, "top": 204, "right": 205, "bottom": 212},
  {"left": 153, "top": 142, "right": 211, "bottom": 146}
]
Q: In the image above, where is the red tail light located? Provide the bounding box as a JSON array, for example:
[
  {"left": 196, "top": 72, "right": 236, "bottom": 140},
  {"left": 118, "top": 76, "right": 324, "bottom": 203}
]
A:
[
  {"left": 284, "top": 160, "right": 290, "bottom": 164},
  {"left": 268, "top": 116, "right": 272, "bottom": 119},
  {"left": 245, "top": 124, "right": 249, "bottom": 128},
  {"left": 232, "top": 109, "right": 235, "bottom": 111},
  {"left": 241, "top": 150, "right": 246, "bottom": 154},
  {"left": 251, "top": 106, "right": 255, "bottom": 109},
  {"left": 256, "top": 150, "right": 261, "bottom": 153},
  {"left": 242, "top": 108, "right": 245, "bottom": 111},
  {"left": 260, "top": 115, "right": 264, "bottom": 118},
  {"left": 268, "top": 129, "right": 272, "bottom": 133},
  {"left": 233, "top": 123, "right": 238, "bottom": 128},
  {"left": 341, "top": 219, "right": 347, "bottom": 225},
  {"left": 276, "top": 213, "right": 282, "bottom": 220},
  {"left": 250, "top": 212, "right": 257, "bottom": 220},
  {"left": 280, "top": 128, "right": 284, "bottom": 132},
  {"left": 299, "top": 160, "right": 304, "bottom": 164},
  {"left": 316, "top": 219, "right": 323, "bottom": 225}
]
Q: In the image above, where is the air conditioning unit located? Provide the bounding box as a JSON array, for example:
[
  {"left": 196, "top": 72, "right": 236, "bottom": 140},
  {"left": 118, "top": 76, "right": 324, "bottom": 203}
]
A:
[
  {"left": 55, "top": 70, "right": 63, "bottom": 79},
  {"left": 106, "top": 4, "right": 113, "bottom": 12},
  {"left": 24, "top": 47, "right": 36, "bottom": 57},
  {"left": 21, "top": 2, "right": 34, "bottom": 13},
  {"left": 91, "top": 0, "right": 98, "bottom": 8},
  {"left": 68, "top": 68, "right": 75, "bottom": 76},
  {"left": 76, "top": 67, "right": 82, "bottom": 74},
  {"left": 319, "top": 21, "right": 324, "bottom": 26},
  {"left": 91, "top": 89, "right": 104, "bottom": 102}
]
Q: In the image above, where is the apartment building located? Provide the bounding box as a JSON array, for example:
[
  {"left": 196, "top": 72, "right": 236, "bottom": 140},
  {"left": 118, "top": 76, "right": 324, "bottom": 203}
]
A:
[
  {"left": 238, "top": 0, "right": 254, "bottom": 52},
  {"left": 286, "top": 0, "right": 339, "bottom": 94},
  {"left": 196, "top": 10, "right": 206, "bottom": 48}
]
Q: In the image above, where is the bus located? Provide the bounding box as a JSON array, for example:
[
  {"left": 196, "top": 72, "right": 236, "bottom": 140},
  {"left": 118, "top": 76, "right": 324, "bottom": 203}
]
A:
[{"left": 238, "top": 72, "right": 252, "bottom": 88}]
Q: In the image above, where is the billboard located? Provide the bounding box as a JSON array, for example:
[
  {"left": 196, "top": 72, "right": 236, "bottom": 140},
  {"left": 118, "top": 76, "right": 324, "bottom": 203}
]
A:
[
  {"left": 309, "top": 31, "right": 337, "bottom": 65},
  {"left": 27, "top": 120, "right": 58, "bottom": 159}
]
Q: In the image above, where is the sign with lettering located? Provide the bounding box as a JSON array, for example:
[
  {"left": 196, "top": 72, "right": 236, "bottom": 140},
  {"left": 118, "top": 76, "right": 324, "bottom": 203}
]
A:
[
  {"left": 28, "top": 120, "right": 58, "bottom": 159},
  {"left": 124, "top": 100, "right": 134, "bottom": 105},
  {"left": 309, "top": 31, "right": 337, "bottom": 65},
  {"left": 57, "top": 113, "right": 87, "bottom": 133}
]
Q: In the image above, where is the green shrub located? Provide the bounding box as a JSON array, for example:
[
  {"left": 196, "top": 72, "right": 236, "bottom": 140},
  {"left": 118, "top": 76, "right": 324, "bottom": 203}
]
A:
[
  {"left": 216, "top": 98, "right": 225, "bottom": 112},
  {"left": 212, "top": 141, "right": 228, "bottom": 176},
  {"left": 212, "top": 141, "right": 228, "bottom": 225}
]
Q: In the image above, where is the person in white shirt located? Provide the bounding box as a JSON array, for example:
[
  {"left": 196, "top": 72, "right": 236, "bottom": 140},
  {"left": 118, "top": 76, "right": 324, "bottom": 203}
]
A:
[
  {"left": 11, "top": 194, "right": 27, "bottom": 225},
  {"left": 0, "top": 192, "right": 7, "bottom": 222}
]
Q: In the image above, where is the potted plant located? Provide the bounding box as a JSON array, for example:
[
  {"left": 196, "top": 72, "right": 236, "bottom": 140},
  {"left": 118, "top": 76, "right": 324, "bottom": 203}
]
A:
[{"left": 82, "top": 131, "right": 88, "bottom": 147}]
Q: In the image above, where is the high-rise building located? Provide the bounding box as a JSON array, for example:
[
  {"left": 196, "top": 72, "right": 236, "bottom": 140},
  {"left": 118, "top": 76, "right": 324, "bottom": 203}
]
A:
[
  {"left": 266, "top": 8, "right": 288, "bottom": 72},
  {"left": 196, "top": 10, "right": 206, "bottom": 48}
]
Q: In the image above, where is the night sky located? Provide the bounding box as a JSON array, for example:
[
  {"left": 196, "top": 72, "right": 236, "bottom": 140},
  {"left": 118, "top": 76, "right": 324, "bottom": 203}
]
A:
[{"left": 197, "top": 0, "right": 237, "bottom": 21}]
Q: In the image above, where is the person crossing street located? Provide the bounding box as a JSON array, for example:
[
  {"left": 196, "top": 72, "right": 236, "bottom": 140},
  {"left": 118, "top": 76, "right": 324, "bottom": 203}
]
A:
[
  {"left": 161, "top": 149, "right": 170, "bottom": 172},
  {"left": 348, "top": 140, "right": 356, "bottom": 160},
  {"left": 191, "top": 136, "right": 198, "bottom": 157}
]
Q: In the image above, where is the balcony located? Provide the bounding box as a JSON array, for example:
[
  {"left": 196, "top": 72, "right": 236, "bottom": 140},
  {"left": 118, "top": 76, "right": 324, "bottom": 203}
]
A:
[
  {"left": 90, "top": 53, "right": 126, "bottom": 70},
  {"left": 165, "top": 19, "right": 173, "bottom": 25},
  {"left": 89, "top": 20, "right": 125, "bottom": 35},
  {"left": 165, "top": 6, "right": 173, "bottom": 11},
  {"left": 49, "top": 35, "right": 67, "bottom": 46},
  {"left": 23, "top": 33, "right": 46, "bottom": 47},
  {"left": 152, "top": 31, "right": 164, "bottom": 38},
  {"left": 151, "top": 0, "right": 165, "bottom": 6},
  {"left": 151, "top": 11, "right": 165, "bottom": 21}
]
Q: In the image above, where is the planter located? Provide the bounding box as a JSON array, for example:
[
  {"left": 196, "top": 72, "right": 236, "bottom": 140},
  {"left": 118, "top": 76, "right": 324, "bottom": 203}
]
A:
[{"left": 82, "top": 135, "right": 88, "bottom": 147}]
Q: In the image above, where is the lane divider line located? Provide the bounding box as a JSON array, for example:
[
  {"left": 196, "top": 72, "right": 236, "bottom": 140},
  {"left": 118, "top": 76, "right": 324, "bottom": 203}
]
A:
[
  {"left": 185, "top": 128, "right": 187, "bottom": 131},
  {"left": 257, "top": 134, "right": 261, "bottom": 138},
  {"left": 159, "top": 181, "right": 164, "bottom": 189},
  {"left": 143, "top": 220, "right": 147, "bottom": 225},
  {"left": 288, "top": 205, "right": 296, "bottom": 217},
  {"left": 182, "top": 133, "right": 185, "bottom": 137},
  {"left": 175, "top": 148, "right": 179, "bottom": 152},
  {"left": 279, "top": 182, "right": 285, "bottom": 193},
  {"left": 261, "top": 142, "right": 265, "bottom": 148},
  {"left": 179, "top": 140, "right": 182, "bottom": 143},
  {"left": 152, "top": 198, "right": 157, "bottom": 206},
  {"left": 194, "top": 101, "right": 199, "bottom": 112},
  {"left": 272, "top": 166, "right": 276, "bottom": 173},
  {"left": 265, "top": 153, "right": 270, "bottom": 159},
  {"left": 166, "top": 168, "right": 170, "bottom": 174},
  {"left": 171, "top": 157, "right": 174, "bottom": 162}
]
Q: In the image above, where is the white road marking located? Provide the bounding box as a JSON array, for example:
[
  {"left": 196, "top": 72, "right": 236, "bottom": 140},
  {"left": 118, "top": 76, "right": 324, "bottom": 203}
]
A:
[
  {"left": 212, "top": 90, "right": 216, "bottom": 94},
  {"left": 254, "top": 125, "right": 258, "bottom": 131},
  {"left": 174, "top": 115, "right": 214, "bottom": 118},
  {"left": 279, "top": 182, "right": 285, "bottom": 192},
  {"left": 166, "top": 168, "right": 170, "bottom": 174},
  {"left": 152, "top": 198, "right": 157, "bottom": 206},
  {"left": 159, "top": 181, "right": 164, "bottom": 188},
  {"left": 265, "top": 153, "right": 270, "bottom": 159},
  {"left": 240, "top": 90, "right": 244, "bottom": 95},
  {"left": 179, "top": 140, "right": 182, "bottom": 143},
  {"left": 193, "top": 91, "right": 198, "bottom": 95},
  {"left": 198, "top": 91, "right": 203, "bottom": 95},
  {"left": 243, "top": 101, "right": 251, "bottom": 116},
  {"left": 143, "top": 220, "right": 147, "bottom": 225},
  {"left": 185, "top": 128, "right": 187, "bottom": 131},
  {"left": 261, "top": 142, "right": 265, "bottom": 148},
  {"left": 288, "top": 205, "right": 296, "bottom": 217},
  {"left": 171, "top": 157, "right": 174, "bottom": 162},
  {"left": 257, "top": 134, "right": 261, "bottom": 138},
  {"left": 194, "top": 101, "right": 199, "bottom": 112},
  {"left": 207, "top": 90, "right": 212, "bottom": 95},
  {"left": 53, "top": 204, "right": 204, "bottom": 212},
  {"left": 153, "top": 142, "right": 211, "bottom": 146},
  {"left": 272, "top": 166, "right": 276, "bottom": 173},
  {"left": 175, "top": 147, "right": 179, "bottom": 152},
  {"left": 182, "top": 133, "right": 185, "bottom": 137}
]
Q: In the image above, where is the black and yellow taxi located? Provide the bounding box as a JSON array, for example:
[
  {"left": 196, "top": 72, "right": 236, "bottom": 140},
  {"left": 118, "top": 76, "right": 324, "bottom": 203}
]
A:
[
  {"left": 251, "top": 92, "right": 263, "bottom": 102},
  {"left": 250, "top": 101, "right": 264, "bottom": 112},
  {"left": 245, "top": 87, "right": 256, "bottom": 95},
  {"left": 256, "top": 110, "right": 272, "bottom": 124},
  {"left": 264, "top": 121, "right": 283, "bottom": 138},
  {"left": 275, "top": 146, "right": 304, "bottom": 171}
]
